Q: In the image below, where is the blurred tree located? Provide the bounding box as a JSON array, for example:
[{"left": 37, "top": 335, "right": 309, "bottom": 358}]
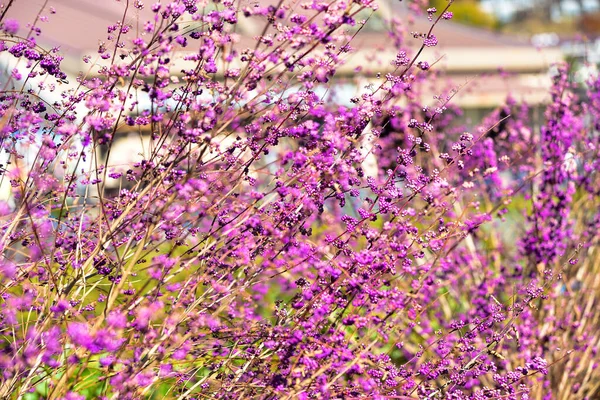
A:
[
  {"left": 431, "top": 0, "right": 497, "bottom": 29},
  {"left": 498, "top": 0, "right": 600, "bottom": 34},
  {"left": 581, "top": 12, "right": 600, "bottom": 34}
]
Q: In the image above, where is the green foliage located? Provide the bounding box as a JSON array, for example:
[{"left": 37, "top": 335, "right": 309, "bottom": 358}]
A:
[{"left": 433, "top": 0, "right": 497, "bottom": 29}]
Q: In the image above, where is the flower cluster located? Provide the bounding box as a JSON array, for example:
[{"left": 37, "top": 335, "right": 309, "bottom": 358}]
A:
[{"left": 0, "top": 1, "right": 599, "bottom": 399}]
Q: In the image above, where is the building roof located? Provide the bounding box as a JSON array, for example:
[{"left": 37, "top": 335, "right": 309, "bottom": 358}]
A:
[
  {"left": 4, "top": 0, "right": 158, "bottom": 53},
  {"left": 3, "top": 0, "right": 563, "bottom": 106},
  {"left": 4, "top": 0, "right": 549, "bottom": 56}
]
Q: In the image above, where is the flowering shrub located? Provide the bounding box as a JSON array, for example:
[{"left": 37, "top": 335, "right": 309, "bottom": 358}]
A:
[{"left": 0, "top": 1, "right": 599, "bottom": 399}]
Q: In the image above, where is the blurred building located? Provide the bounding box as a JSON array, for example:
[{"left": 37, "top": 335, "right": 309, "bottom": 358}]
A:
[
  {"left": 4, "top": 0, "right": 563, "bottom": 100},
  {"left": 1, "top": 0, "right": 564, "bottom": 197},
  {"left": 354, "top": 2, "right": 562, "bottom": 109},
  {"left": 4, "top": 0, "right": 563, "bottom": 107}
]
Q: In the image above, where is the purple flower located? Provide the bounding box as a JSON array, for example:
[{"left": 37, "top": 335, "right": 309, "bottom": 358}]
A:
[
  {"left": 67, "top": 323, "right": 95, "bottom": 351},
  {"left": 0, "top": 3, "right": 599, "bottom": 398},
  {"left": 62, "top": 393, "right": 85, "bottom": 400},
  {"left": 3, "top": 19, "right": 19, "bottom": 35}
]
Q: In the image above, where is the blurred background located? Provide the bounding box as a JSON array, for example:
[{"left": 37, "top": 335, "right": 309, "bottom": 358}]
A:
[
  {"left": 3, "top": 0, "right": 599, "bottom": 105},
  {"left": 4, "top": 0, "right": 598, "bottom": 112},
  {"left": 1, "top": 0, "right": 599, "bottom": 198},
  {"left": 442, "top": 0, "right": 600, "bottom": 69}
]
